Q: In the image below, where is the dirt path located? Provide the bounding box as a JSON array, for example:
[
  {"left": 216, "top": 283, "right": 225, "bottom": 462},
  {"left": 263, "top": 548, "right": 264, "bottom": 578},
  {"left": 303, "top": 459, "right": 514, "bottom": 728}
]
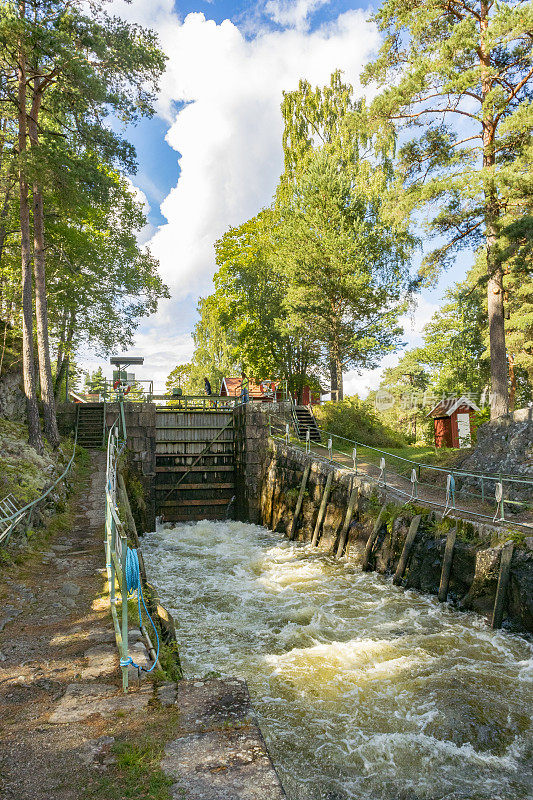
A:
[
  {"left": 0, "top": 451, "right": 148, "bottom": 799},
  {"left": 308, "top": 443, "right": 533, "bottom": 531}
]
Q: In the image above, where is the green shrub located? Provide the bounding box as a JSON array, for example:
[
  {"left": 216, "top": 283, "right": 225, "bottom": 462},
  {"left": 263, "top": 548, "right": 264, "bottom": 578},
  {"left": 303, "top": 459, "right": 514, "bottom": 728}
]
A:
[{"left": 314, "top": 396, "right": 408, "bottom": 448}]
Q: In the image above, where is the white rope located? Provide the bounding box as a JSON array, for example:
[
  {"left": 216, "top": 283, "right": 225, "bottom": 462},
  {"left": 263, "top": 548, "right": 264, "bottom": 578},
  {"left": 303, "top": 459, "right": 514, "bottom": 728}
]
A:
[{"left": 444, "top": 473, "right": 455, "bottom": 517}]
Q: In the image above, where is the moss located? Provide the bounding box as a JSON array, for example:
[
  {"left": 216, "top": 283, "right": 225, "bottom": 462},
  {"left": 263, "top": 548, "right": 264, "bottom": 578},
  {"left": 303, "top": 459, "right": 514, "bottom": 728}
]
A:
[
  {"left": 0, "top": 439, "right": 91, "bottom": 568},
  {"left": 285, "top": 486, "right": 308, "bottom": 507},
  {"left": 495, "top": 528, "right": 528, "bottom": 549}
]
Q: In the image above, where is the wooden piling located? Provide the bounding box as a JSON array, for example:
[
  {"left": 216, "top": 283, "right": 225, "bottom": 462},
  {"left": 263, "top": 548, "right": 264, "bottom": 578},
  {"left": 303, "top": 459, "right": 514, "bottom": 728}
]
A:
[
  {"left": 491, "top": 543, "right": 514, "bottom": 630},
  {"left": 392, "top": 514, "right": 422, "bottom": 585},
  {"left": 361, "top": 505, "right": 387, "bottom": 571},
  {"left": 335, "top": 482, "right": 359, "bottom": 558},
  {"left": 311, "top": 471, "right": 333, "bottom": 547},
  {"left": 288, "top": 464, "right": 310, "bottom": 541},
  {"left": 438, "top": 524, "right": 457, "bottom": 602}
]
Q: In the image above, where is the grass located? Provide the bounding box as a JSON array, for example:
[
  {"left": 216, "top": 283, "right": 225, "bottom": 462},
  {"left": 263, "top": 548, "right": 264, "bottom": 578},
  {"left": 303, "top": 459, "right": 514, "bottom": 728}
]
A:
[
  {"left": 308, "top": 433, "right": 466, "bottom": 478},
  {"left": 84, "top": 709, "right": 188, "bottom": 800}
]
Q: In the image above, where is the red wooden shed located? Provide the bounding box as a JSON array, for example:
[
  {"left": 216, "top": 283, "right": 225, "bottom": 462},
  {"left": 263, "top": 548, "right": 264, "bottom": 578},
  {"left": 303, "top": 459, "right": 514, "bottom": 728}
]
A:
[{"left": 427, "top": 396, "right": 479, "bottom": 448}]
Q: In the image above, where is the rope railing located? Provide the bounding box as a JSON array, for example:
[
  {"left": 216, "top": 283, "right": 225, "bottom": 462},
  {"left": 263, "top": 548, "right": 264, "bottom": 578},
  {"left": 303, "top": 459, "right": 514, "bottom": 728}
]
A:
[
  {"left": 0, "top": 414, "right": 79, "bottom": 546},
  {"left": 268, "top": 409, "right": 533, "bottom": 530}
]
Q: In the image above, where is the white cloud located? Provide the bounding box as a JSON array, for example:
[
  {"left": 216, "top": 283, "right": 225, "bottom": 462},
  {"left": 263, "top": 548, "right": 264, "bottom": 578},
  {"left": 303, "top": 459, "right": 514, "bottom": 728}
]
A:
[
  {"left": 264, "top": 0, "right": 331, "bottom": 31},
  {"left": 86, "top": 3, "right": 392, "bottom": 384},
  {"left": 103, "top": 2, "right": 380, "bottom": 307}
]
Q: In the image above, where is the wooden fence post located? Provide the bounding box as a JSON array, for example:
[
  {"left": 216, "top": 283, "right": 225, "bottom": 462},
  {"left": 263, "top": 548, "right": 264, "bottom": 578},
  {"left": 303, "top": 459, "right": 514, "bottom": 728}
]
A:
[
  {"left": 311, "top": 471, "right": 333, "bottom": 546},
  {"left": 438, "top": 525, "right": 457, "bottom": 602},
  {"left": 335, "top": 482, "right": 359, "bottom": 558},
  {"left": 491, "top": 543, "right": 514, "bottom": 630},
  {"left": 393, "top": 515, "right": 422, "bottom": 585},
  {"left": 288, "top": 464, "right": 311, "bottom": 541},
  {"left": 361, "top": 505, "right": 387, "bottom": 571}
]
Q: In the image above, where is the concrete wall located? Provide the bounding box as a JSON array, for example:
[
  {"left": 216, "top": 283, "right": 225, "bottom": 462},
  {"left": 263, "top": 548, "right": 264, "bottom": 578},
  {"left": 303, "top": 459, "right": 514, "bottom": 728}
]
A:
[{"left": 259, "top": 440, "right": 533, "bottom": 633}]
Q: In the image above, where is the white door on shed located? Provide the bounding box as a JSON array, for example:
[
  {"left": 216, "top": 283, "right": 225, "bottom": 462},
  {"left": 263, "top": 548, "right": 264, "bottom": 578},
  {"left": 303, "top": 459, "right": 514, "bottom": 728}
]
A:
[{"left": 457, "top": 413, "right": 471, "bottom": 448}]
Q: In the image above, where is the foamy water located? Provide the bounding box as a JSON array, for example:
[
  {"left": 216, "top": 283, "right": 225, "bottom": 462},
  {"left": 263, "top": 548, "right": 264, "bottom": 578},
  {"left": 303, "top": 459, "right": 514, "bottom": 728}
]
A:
[{"left": 142, "top": 520, "right": 533, "bottom": 800}]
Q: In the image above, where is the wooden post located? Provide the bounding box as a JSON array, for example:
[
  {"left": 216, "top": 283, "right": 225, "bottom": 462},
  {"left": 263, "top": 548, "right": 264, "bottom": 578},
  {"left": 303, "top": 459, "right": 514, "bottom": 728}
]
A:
[
  {"left": 393, "top": 515, "right": 422, "bottom": 585},
  {"left": 335, "top": 482, "right": 359, "bottom": 558},
  {"left": 311, "top": 471, "right": 333, "bottom": 546},
  {"left": 491, "top": 543, "right": 514, "bottom": 630},
  {"left": 361, "top": 505, "right": 387, "bottom": 571},
  {"left": 288, "top": 464, "right": 310, "bottom": 541},
  {"left": 438, "top": 524, "right": 457, "bottom": 602}
]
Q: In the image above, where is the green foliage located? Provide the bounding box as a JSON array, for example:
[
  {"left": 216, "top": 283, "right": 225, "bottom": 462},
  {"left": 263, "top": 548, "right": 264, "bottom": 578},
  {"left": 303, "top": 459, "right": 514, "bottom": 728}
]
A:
[
  {"left": 165, "top": 364, "right": 192, "bottom": 395},
  {"left": 362, "top": 0, "right": 533, "bottom": 416},
  {"left": 187, "top": 295, "right": 239, "bottom": 394},
  {"left": 314, "top": 396, "right": 407, "bottom": 448},
  {"left": 192, "top": 73, "right": 415, "bottom": 400}
]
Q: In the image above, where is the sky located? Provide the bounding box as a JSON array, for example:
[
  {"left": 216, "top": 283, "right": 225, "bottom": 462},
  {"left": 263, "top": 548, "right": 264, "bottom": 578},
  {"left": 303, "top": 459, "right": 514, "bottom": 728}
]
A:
[{"left": 80, "top": 0, "right": 469, "bottom": 395}]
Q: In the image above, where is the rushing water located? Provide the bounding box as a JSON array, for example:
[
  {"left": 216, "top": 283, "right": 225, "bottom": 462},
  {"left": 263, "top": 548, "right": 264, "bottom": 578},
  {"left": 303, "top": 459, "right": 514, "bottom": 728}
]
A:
[{"left": 143, "top": 520, "right": 533, "bottom": 800}]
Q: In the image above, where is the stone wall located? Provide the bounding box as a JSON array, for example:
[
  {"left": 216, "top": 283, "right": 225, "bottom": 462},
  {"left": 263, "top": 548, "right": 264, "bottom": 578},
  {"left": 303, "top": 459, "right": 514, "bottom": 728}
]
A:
[
  {"left": 260, "top": 440, "right": 533, "bottom": 632},
  {"left": 234, "top": 405, "right": 270, "bottom": 524},
  {"left": 105, "top": 403, "right": 156, "bottom": 531},
  {"left": 0, "top": 370, "right": 25, "bottom": 421}
]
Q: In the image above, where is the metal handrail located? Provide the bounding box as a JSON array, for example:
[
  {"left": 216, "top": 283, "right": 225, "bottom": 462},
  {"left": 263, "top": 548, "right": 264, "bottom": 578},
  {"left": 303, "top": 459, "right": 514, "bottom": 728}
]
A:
[
  {"left": 104, "top": 407, "right": 131, "bottom": 692},
  {"left": 0, "top": 420, "right": 79, "bottom": 545},
  {"left": 269, "top": 409, "right": 533, "bottom": 529}
]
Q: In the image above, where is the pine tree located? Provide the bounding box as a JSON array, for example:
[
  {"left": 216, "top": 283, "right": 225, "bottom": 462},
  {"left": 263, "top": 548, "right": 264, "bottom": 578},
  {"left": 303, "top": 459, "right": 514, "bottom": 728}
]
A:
[{"left": 363, "top": 0, "right": 533, "bottom": 419}]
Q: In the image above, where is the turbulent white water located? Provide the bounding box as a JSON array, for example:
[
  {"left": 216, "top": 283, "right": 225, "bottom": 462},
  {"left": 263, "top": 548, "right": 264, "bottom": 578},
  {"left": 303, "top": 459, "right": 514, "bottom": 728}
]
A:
[{"left": 143, "top": 520, "right": 533, "bottom": 800}]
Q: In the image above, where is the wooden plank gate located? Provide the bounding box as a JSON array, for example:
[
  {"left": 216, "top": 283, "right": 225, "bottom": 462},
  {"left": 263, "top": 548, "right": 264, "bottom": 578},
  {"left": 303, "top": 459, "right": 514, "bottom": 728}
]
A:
[{"left": 154, "top": 407, "right": 235, "bottom": 523}]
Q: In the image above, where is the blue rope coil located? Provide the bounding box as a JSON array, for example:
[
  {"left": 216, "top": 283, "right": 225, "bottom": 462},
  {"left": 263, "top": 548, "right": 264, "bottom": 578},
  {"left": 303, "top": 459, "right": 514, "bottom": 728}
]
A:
[{"left": 120, "top": 547, "right": 160, "bottom": 673}]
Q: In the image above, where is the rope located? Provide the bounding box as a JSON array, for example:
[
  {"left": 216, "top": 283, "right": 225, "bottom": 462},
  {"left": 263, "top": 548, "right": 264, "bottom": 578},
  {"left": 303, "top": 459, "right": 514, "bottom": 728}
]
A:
[{"left": 119, "top": 547, "right": 160, "bottom": 672}]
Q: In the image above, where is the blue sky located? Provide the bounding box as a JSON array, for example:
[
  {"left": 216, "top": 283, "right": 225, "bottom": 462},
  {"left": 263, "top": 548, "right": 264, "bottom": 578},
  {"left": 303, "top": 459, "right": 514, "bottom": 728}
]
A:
[{"left": 82, "top": 0, "right": 470, "bottom": 393}]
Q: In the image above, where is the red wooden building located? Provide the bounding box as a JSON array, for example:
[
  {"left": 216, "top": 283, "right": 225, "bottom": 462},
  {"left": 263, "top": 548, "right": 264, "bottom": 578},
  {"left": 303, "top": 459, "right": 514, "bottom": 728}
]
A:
[
  {"left": 427, "top": 396, "right": 479, "bottom": 448},
  {"left": 220, "top": 377, "right": 283, "bottom": 401},
  {"left": 220, "top": 377, "right": 321, "bottom": 405}
]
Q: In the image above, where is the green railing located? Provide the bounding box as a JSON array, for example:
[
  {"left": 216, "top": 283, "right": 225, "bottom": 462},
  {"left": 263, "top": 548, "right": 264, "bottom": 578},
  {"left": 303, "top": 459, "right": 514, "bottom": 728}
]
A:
[
  {"left": 0, "top": 419, "right": 79, "bottom": 546},
  {"left": 104, "top": 399, "right": 131, "bottom": 691},
  {"left": 269, "top": 407, "right": 533, "bottom": 530}
]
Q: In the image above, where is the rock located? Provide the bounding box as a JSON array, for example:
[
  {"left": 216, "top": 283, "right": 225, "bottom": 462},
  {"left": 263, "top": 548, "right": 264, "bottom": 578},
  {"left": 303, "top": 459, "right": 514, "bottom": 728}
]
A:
[
  {"left": 161, "top": 678, "right": 286, "bottom": 800},
  {"left": 81, "top": 645, "right": 118, "bottom": 679},
  {"left": 61, "top": 582, "right": 80, "bottom": 597},
  {"left": 49, "top": 683, "right": 152, "bottom": 723},
  {"left": 0, "top": 370, "right": 25, "bottom": 420},
  {"left": 461, "top": 409, "right": 533, "bottom": 502},
  {"left": 157, "top": 682, "right": 178, "bottom": 707}
]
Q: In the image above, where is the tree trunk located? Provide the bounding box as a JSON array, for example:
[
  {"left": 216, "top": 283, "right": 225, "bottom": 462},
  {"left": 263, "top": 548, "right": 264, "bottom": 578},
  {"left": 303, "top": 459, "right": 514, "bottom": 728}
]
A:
[
  {"left": 17, "top": 4, "right": 43, "bottom": 454},
  {"left": 508, "top": 353, "right": 516, "bottom": 413},
  {"left": 54, "top": 311, "right": 74, "bottom": 401},
  {"left": 329, "top": 341, "right": 343, "bottom": 402},
  {"left": 481, "top": 1, "right": 509, "bottom": 420},
  {"left": 29, "top": 81, "right": 60, "bottom": 448}
]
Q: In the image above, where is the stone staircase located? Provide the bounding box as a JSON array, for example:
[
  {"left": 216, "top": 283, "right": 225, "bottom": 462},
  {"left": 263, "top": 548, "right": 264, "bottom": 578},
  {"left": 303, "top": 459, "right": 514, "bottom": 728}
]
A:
[{"left": 76, "top": 404, "right": 105, "bottom": 449}]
